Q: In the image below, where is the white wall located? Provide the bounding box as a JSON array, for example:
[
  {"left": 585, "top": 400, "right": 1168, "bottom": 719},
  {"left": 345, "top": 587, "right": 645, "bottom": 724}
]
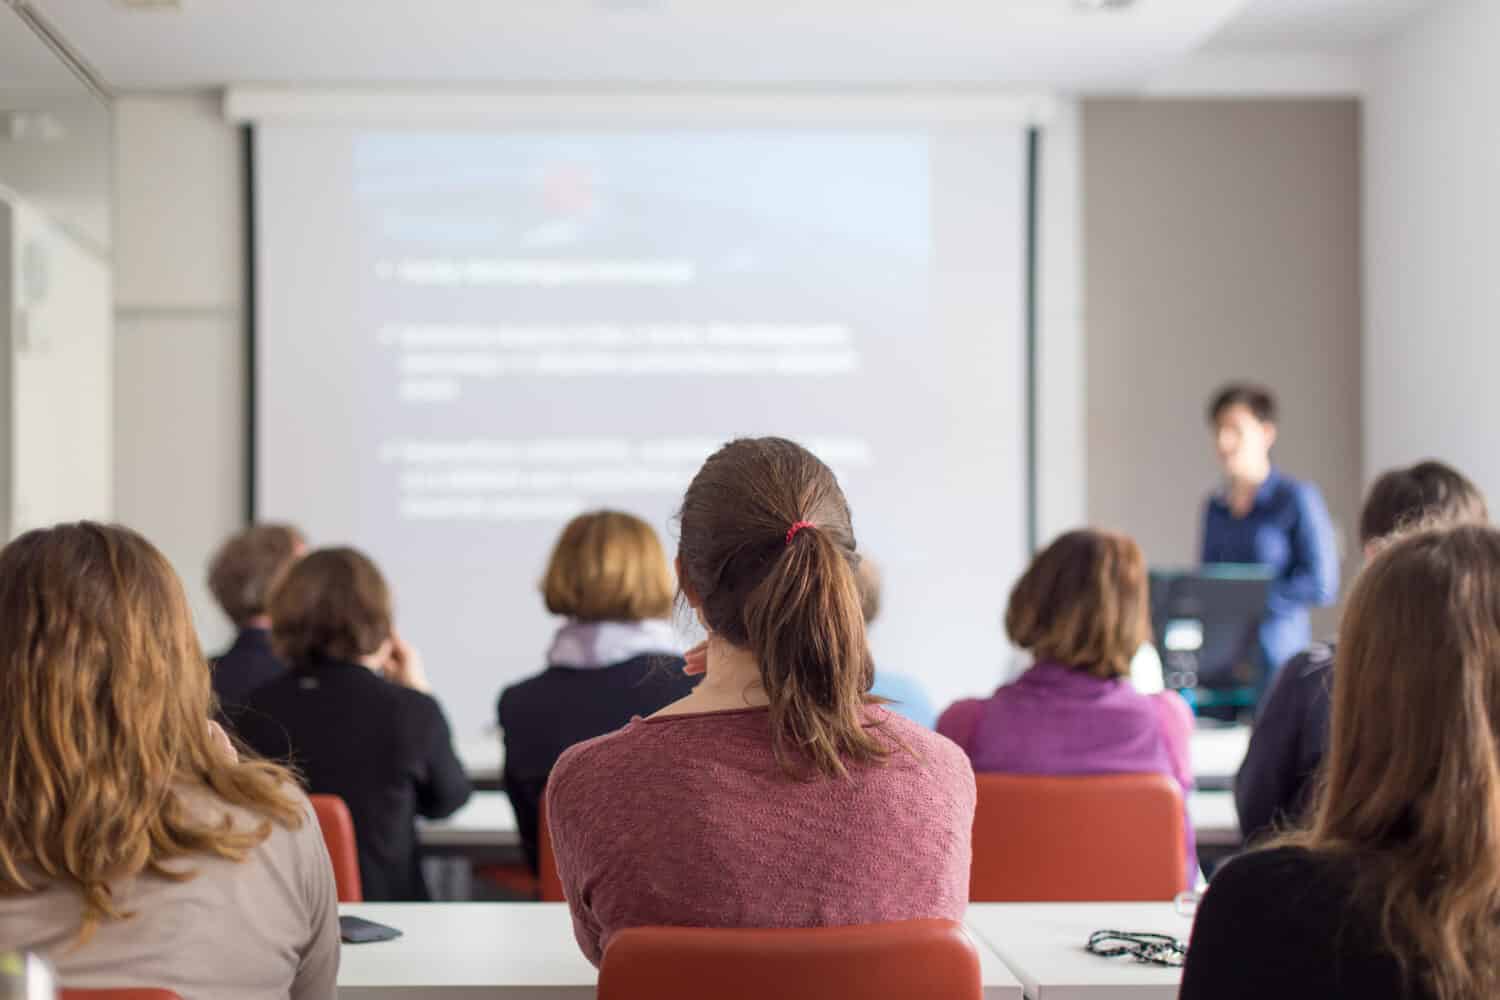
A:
[
  {"left": 114, "top": 94, "right": 245, "bottom": 651},
  {"left": 1363, "top": 0, "right": 1500, "bottom": 501},
  {"left": 1, "top": 195, "right": 113, "bottom": 534},
  {"left": 1081, "top": 98, "right": 1364, "bottom": 631}
]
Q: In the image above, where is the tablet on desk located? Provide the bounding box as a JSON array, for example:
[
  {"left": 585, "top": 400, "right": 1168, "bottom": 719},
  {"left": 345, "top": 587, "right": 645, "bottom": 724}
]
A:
[{"left": 340, "top": 914, "right": 403, "bottom": 944}]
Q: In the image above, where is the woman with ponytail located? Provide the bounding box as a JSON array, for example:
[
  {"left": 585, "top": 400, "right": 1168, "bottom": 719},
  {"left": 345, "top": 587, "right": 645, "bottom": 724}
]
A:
[{"left": 545, "top": 437, "right": 975, "bottom": 965}]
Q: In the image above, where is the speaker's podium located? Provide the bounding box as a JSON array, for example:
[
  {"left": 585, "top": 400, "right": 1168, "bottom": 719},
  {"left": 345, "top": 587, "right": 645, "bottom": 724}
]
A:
[{"left": 1150, "top": 565, "right": 1273, "bottom": 722}]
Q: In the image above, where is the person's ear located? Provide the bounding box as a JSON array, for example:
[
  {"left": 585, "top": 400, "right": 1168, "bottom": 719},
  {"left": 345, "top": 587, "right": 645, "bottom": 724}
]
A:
[{"left": 1263, "top": 421, "right": 1279, "bottom": 451}]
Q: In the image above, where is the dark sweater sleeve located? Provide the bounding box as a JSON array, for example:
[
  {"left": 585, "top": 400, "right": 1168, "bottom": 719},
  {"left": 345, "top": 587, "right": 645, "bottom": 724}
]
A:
[
  {"left": 412, "top": 693, "right": 473, "bottom": 820},
  {"left": 1235, "top": 652, "right": 1312, "bottom": 842}
]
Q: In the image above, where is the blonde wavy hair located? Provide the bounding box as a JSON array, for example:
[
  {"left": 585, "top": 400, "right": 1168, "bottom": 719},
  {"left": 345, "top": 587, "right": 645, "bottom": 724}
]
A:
[
  {"left": 1282, "top": 523, "right": 1500, "bottom": 999},
  {"left": 0, "top": 522, "right": 304, "bottom": 939}
]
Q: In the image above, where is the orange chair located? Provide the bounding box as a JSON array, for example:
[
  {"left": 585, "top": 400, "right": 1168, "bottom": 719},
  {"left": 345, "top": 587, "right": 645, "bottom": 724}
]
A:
[
  {"left": 598, "top": 920, "right": 981, "bottom": 1000},
  {"left": 537, "top": 795, "right": 564, "bottom": 902},
  {"left": 309, "top": 793, "right": 363, "bottom": 903},
  {"left": 969, "top": 772, "right": 1186, "bottom": 902},
  {"left": 61, "top": 992, "right": 182, "bottom": 1000}
]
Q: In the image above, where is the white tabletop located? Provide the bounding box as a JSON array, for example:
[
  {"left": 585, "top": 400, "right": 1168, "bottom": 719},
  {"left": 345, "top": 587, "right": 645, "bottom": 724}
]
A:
[
  {"left": 458, "top": 734, "right": 504, "bottom": 785},
  {"left": 966, "top": 903, "right": 1190, "bottom": 1000},
  {"left": 1185, "top": 790, "right": 1239, "bottom": 848},
  {"left": 340, "top": 903, "right": 595, "bottom": 999},
  {"left": 419, "top": 790, "right": 521, "bottom": 848},
  {"left": 340, "top": 903, "right": 1023, "bottom": 998},
  {"left": 1189, "top": 726, "right": 1249, "bottom": 785}
]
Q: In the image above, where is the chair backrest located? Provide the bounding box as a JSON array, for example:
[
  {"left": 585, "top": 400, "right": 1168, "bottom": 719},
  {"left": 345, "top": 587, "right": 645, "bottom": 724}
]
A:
[
  {"left": 537, "top": 794, "right": 565, "bottom": 903},
  {"left": 597, "top": 919, "right": 982, "bottom": 1000},
  {"left": 60, "top": 991, "right": 182, "bottom": 1000},
  {"left": 970, "top": 772, "right": 1185, "bottom": 902},
  {"left": 309, "top": 793, "right": 363, "bottom": 903}
]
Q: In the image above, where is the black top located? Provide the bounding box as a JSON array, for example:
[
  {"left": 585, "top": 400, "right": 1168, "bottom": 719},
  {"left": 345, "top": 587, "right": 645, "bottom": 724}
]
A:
[
  {"left": 1235, "top": 643, "right": 1334, "bottom": 843},
  {"left": 211, "top": 628, "right": 287, "bottom": 719},
  {"left": 497, "top": 653, "right": 694, "bottom": 871},
  {"left": 236, "top": 658, "right": 472, "bottom": 900},
  {"left": 1181, "top": 847, "right": 1431, "bottom": 1000}
]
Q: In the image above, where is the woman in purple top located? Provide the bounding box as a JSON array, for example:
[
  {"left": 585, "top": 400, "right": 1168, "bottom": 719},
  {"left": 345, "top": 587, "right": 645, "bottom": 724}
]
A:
[{"left": 937, "top": 529, "right": 1196, "bottom": 887}]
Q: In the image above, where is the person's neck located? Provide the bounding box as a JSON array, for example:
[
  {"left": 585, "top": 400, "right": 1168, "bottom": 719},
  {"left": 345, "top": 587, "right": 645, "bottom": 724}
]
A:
[
  {"left": 1229, "top": 459, "right": 1272, "bottom": 492},
  {"left": 658, "top": 636, "right": 769, "bottom": 716},
  {"left": 1227, "top": 461, "right": 1272, "bottom": 513}
]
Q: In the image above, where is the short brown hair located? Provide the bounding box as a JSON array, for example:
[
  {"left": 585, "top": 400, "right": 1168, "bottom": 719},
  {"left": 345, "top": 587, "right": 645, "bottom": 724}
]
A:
[
  {"left": 1358, "top": 460, "right": 1487, "bottom": 544},
  {"left": 1208, "top": 383, "right": 1276, "bottom": 425},
  {"left": 269, "top": 547, "right": 392, "bottom": 666},
  {"left": 1006, "top": 530, "right": 1149, "bottom": 680},
  {"left": 208, "top": 523, "right": 305, "bottom": 627},
  {"left": 542, "top": 511, "right": 674, "bottom": 622}
]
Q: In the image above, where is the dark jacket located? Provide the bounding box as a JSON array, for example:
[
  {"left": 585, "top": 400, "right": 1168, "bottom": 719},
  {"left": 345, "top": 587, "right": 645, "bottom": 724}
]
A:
[
  {"left": 237, "top": 657, "right": 472, "bottom": 901},
  {"left": 1234, "top": 643, "right": 1334, "bottom": 843},
  {"left": 1182, "top": 847, "right": 1430, "bottom": 1000},
  {"left": 498, "top": 653, "right": 694, "bottom": 871},
  {"left": 211, "top": 628, "right": 287, "bottom": 719}
]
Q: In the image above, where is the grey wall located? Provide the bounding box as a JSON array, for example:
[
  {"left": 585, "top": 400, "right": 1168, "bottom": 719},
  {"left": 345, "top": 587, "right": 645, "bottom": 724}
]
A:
[{"left": 1082, "top": 98, "right": 1362, "bottom": 628}]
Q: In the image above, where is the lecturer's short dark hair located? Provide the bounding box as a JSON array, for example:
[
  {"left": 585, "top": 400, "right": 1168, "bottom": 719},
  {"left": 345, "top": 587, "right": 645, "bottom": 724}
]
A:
[
  {"left": 1208, "top": 383, "right": 1277, "bottom": 425},
  {"left": 1359, "top": 461, "right": 1488, "bottom": 544}
]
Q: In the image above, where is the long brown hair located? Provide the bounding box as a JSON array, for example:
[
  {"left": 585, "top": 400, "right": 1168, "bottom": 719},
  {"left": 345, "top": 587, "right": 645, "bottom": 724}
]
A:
[
  {"left": 677, "top": 437, "right": 886, "bottom": 779},
  {"left": 1284, "top": 523, "right": 1500, "bottom": 999},
  {"left": 1005, "top": 530, "right": 1149, "bottom": 680},
  {"left": 0, "top": 523, "right": 304, "bottom": 937}
]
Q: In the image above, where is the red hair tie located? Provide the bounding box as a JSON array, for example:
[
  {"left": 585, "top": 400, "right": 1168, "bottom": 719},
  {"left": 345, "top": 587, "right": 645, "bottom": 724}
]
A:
[{"left": 786, "top": 521, "right": 815, "bottom": 546}]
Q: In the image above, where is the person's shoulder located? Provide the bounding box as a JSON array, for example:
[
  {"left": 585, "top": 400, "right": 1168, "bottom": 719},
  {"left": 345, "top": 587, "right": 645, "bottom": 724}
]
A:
[
  {"left": 1207, "top": 845, "right": 1354, "bottom": 916},
  {"left": 548, "top": 724, "right": 648, "bottom": 800},
  {"left": 498, "top": 668, "right": 556, "bottom": 719},
  {"left": 392, "top": 682, "right": 451, "bottom": 727},
  {"left": 1288, "top": 642, "right": 1336, "bottom": 678},
  {"left": 881, "top": 710, "right": 974, "bottom": 774},
  {"left": 1276, "top": 472, "right": 1328, "bottom": 507}
]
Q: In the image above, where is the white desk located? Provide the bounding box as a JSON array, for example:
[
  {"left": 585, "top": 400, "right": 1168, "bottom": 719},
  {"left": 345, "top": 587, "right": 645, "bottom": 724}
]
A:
[
  {"left": 340, "top": 903, "right": 595, "bottom": 999},
  {"left": 1189, "top": 726, "right": 1249, "bottom": 789},
  {"left": 966, "top": 902, "right": 1190, "bottom": 1000},
  {"left": 1186, "top": 790, "right": 1239, "bottom": 848},
  {"left": 458, "top": 734, "right": 504, "bottom": 788},
  {"left": 340, "top": 903, "right": 1025, "bottom": 998},
  {"left": 420, "top": 790, "right": 521, "bottom": 849}
]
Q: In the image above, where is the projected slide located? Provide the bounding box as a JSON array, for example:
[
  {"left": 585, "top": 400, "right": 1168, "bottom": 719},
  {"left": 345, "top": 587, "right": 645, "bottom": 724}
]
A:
[{"left": 256, "top": 120, "right": 1026, "bottom": 740}]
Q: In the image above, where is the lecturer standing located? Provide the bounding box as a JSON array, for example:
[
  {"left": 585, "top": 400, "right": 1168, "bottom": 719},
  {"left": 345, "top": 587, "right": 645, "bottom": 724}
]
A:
[{"left": 1201, "top": 384, "right": 1339, "bottom": 688}]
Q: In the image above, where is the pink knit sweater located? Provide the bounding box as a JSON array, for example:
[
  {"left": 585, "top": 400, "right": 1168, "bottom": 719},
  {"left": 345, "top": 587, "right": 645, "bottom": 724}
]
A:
[{"left": 545, "top": 705, "right": 976, "bottom": 965}]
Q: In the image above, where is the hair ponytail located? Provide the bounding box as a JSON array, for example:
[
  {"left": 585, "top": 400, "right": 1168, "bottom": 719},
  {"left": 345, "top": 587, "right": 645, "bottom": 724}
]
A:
[
  {"left": 744, "top": 526, "right": 886, "bottom": 778},
  {"left": 678, "top": 437, "right": 892, "bottom": 779}
]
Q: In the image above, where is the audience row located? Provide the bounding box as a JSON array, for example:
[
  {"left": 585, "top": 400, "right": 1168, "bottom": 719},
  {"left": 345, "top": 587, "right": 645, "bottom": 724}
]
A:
[{"left": 1, "top": 435, "right": 1493, "bottom": 1000}]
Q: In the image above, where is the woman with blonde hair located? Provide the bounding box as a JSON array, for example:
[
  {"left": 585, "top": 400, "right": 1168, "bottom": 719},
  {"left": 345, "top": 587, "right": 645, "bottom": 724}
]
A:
[
  {"left": 498, "top": 510, "right": 693, "bottom": 874},
  {"left": 1182, "top": 523, "right": 1500, "bottom": 1000},
  {"left": 0, "top": 523, "right": 338, "bottom": 998}
]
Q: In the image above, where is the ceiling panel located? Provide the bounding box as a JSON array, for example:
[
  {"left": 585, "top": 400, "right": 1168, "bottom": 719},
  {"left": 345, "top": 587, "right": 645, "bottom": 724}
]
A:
[{"left": 29, "top": 0, "right": 1251, "bottom": 89}]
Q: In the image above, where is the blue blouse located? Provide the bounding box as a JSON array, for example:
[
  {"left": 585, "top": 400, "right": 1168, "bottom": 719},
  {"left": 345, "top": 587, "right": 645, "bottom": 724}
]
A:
[{"left": 1202, "top": 469, "right": 1339, "bottom": 675}]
